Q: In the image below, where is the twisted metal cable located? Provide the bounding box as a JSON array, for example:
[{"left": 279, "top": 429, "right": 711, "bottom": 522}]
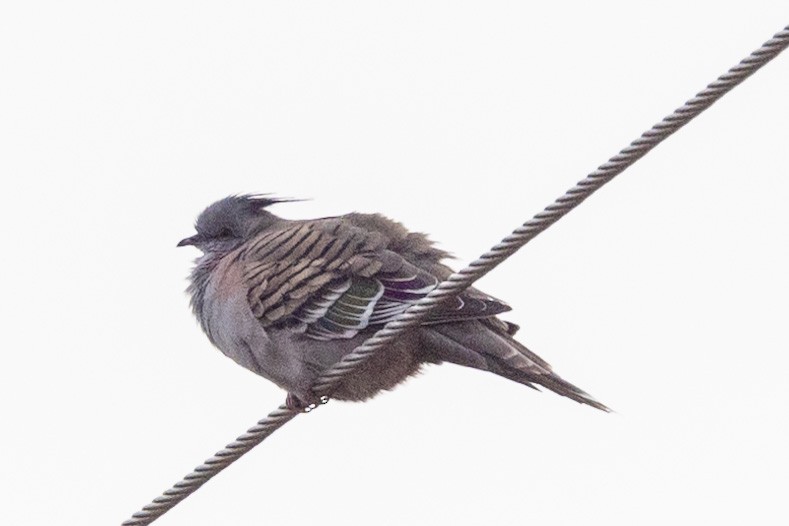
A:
[
  {"left": 311, "top": 23, "right": 789, "bottom": 395},
  {"left": 123, "top": 25, "right": 789, "bottom": 526}
]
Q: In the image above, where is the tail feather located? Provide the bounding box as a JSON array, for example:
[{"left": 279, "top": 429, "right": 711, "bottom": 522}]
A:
[
  {"left": 532, "top": 373, "right": 611, "bottom": 412},
  {"left": 422, "top": 320, "right": 610, "bottom": 412}
]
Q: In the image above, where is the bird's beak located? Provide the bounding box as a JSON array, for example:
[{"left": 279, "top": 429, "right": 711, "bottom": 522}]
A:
[{"left": 177, "top": 235, "right": 201, "bottom": 248}]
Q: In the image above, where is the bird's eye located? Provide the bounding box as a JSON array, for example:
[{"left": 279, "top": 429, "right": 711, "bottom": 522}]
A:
[{"left": 217, "top": 228, "right": 233, "bottom": 238}]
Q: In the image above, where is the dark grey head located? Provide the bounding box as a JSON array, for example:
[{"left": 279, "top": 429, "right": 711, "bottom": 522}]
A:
[{"left": 178, "top": 195, "right": 290, "bottom": 252}]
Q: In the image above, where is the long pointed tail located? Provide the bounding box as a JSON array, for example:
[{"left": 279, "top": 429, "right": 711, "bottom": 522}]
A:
[
  {"left": 496, "top": 363, "right": 611, "bottom": 412},
  {"left": 422, "top": 320, "right": 611, "bottom": 412}
]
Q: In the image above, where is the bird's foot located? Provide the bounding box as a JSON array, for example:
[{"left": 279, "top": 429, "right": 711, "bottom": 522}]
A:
[{"left": 286, "top": 392, "right": 330, "bottom": 413}]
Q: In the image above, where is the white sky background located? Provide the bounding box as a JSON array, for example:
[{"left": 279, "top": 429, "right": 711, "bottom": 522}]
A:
[{"left": 1, "top": 2, "right": 788, "bottom": 525}]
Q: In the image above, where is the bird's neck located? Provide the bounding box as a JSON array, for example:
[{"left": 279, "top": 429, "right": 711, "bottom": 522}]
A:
[{"left": 187, "top": 251, "right": 230, "bottom": 335}]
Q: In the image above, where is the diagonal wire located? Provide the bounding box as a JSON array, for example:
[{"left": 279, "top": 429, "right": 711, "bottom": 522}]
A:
[{"left": 123, "top": 24, "right": 789, "bottom": 526}]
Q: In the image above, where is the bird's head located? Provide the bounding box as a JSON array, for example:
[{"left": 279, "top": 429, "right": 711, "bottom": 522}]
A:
[{"left": 178, "top": 194, "right": 293, "bottom": 253}]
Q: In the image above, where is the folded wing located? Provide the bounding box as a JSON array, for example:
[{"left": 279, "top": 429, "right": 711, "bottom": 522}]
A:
[{"left": 242, "top": 218, "right": 511, "bottom": 341}]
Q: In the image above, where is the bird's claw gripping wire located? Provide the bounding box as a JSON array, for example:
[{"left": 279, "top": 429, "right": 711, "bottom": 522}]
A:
[{"left": 285, "top": 393, "right": 331, "bottom": 413}]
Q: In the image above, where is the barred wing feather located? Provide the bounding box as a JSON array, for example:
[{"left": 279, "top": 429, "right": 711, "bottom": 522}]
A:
[{"left": 242, "top": 219, "right": 512, "bottom": 341}]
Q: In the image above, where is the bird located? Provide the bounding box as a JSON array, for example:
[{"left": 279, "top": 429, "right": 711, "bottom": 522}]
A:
[{"left": 178, "top": 194, "right": 609, "bottom": 412}]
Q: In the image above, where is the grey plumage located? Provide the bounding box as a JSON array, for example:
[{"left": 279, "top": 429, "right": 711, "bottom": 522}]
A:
[{"left": 179, "top": 195, "right": 609, "bottom": 412}]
